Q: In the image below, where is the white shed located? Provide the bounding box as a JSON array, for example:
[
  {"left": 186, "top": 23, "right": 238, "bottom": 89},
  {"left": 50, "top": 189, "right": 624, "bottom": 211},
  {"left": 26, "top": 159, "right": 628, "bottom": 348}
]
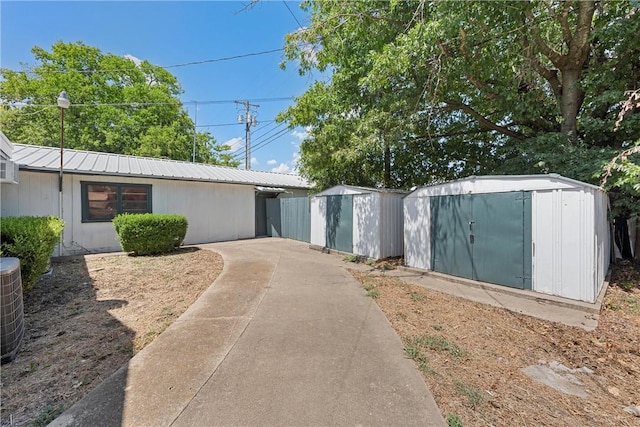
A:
[
  {"left": 310, "top": 185, "right": 406, "bottom": 259},
  {"left": 404, "top": 174, "right": 609, "bottom": 303},
  {"left": 1, "top": 142, "right": 309, "bottom": 255}
]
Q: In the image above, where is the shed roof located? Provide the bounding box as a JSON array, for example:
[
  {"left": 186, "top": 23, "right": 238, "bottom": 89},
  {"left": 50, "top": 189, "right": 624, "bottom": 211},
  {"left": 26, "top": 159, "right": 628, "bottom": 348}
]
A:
[
  {"left": 405, "top": 174, "right": 603, "bottom": 198},
  {"left": 314, "top": 184, "right": 409, "bottom": 197},
  {"left": 406, "top": 173, "right": 604, "bottom": 198},
  {"left": 11, "top": 143, "right": 310, "bottom": 189}
]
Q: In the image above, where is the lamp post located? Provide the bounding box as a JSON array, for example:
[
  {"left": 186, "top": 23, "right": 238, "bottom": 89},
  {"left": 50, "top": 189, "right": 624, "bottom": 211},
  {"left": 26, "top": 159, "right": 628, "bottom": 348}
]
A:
[{"left": 57, "top": 91, "right": 70, "bottom": 255}]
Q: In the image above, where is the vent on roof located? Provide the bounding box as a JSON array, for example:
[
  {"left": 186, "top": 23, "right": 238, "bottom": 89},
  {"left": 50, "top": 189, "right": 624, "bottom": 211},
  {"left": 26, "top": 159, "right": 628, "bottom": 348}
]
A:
[{"left": 0, "top": 160, "right": 19, "bottom": 184}]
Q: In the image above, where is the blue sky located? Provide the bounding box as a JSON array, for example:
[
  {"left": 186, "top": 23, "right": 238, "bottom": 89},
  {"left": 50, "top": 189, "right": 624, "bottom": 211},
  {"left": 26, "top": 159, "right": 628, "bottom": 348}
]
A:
[{"left": 1, "top": 1, "right": 323, "bottom": 173}]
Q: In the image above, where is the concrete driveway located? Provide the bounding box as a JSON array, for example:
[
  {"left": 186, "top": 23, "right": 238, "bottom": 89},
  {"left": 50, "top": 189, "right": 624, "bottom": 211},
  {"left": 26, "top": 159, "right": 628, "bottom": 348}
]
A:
[{"left": 51, "top": 238, "right": 445, "bottom": 427}]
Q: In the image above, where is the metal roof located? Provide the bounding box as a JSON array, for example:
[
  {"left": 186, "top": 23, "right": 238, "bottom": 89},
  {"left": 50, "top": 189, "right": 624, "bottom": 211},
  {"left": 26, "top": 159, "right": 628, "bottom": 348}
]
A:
[
  {"left": 11, "top": 143, "right": 310, "bottom": 189},
  {"left": 405, "top": 173, "right": 604, "bottom": 199},
  {"left": 314, "top": 184, "right": 409, "bottom": 197}
]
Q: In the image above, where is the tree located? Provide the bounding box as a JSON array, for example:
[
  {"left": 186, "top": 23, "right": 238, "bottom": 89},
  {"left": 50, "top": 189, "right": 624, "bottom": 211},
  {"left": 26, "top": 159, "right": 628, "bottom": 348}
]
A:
[
  {"left": 0, "top": 41, "right": 239, "bottom": 166},
  {"left": 280, "top": 1, "right": 639, "bottom": 191}
]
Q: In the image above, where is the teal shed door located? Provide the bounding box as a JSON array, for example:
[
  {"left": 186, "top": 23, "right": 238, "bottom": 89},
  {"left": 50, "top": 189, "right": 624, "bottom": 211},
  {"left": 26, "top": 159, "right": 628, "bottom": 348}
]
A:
[
  {"left": 430, "top": 195, "right": 474, "bottom": 280},
  {"left": 431, "top": 191, "right": 532, "bottom": 289},
  {"left": 326, "top": 195, "right": 353, "bottom": 253}
]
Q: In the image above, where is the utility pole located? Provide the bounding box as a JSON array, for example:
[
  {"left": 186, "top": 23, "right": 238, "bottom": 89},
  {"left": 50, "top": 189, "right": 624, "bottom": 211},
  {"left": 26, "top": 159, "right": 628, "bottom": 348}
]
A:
[{"left": 235, "top": 100, "right": 259, "bottom": 169}]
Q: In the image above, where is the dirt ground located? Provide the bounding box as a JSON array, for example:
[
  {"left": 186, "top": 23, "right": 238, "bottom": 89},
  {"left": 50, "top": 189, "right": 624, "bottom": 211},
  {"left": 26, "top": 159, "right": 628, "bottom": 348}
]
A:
[
  {"left": 352, "top": 259, "right": 640, "bottom": 426},
  {"left": 2, "top": 246, "right": 639, "bottom": 427},
  {"left": 0, "top": 247, "right": 222, "bottom": 427}
]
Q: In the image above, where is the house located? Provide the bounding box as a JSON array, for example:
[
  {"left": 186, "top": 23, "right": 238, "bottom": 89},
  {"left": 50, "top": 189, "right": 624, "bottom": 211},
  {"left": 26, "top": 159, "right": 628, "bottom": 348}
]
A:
[
  {"left": 310, "top": 185, "right": 407, "bottom": 259},
  {"left": 403, "top": 174, "right": 610, "bottom": 303},
  {"left": 0, "top": 136, "right": 309, "bottom": 255}
]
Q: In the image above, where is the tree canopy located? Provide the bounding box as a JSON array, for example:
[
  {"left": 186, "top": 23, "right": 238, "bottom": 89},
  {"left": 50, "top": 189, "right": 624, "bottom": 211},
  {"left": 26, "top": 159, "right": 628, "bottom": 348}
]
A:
[
  {"left": 0, "top": 41, "right": 238, "bottom": 166},
  {"left": 280, "top": 0, "right": 639, "bottom": 215}
]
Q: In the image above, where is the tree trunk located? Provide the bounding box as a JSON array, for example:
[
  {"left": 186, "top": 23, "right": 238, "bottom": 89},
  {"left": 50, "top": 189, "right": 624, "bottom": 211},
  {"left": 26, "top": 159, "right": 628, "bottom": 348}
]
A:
[
  {"left": 560, "top": 67, "right": 583, "bottom": 136},
  {"left": 384, "top": 139, "right": 391, "bottom": 188}
]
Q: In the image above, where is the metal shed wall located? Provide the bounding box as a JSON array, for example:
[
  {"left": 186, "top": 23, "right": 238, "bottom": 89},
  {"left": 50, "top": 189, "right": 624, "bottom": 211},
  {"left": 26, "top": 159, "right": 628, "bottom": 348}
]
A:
[
  {"left": 1, "top": 171, "right": 256, "bottom": 255},
  {"left": 311, "top": 186, "right": 405, "bottom": 259},
  {"left": 404, "top": 175, "right": 609, "bottom": 303}
]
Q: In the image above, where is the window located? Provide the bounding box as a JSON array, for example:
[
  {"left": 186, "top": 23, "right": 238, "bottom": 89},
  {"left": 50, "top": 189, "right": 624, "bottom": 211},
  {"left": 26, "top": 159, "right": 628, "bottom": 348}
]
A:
[{"left": 81, "top": 182, "right": 152, "bottom": 222}]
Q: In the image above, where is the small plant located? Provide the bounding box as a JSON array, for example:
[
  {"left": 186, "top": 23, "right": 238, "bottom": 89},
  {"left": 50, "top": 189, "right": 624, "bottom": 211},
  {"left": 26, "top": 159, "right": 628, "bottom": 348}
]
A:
[
  {"left": 455, "top": 381, "right": 484, "bottom": 409},
  {"left": 403, "top": 337, "right": 437, "bottom": 375},
  {"left": 31, "top": 404, "right": 65, "bottom": 427},
  {"left": 113, "top": 213, "right": 187, "bottom": 255},
  {"left": 363, "top": 281, "right": 376, "bottom": 291},
  {"left": 409, "top": 292, "right": 424, "bottom": 301},
  {"left": 619, "top": 280, "right": 636, "bottom": 291},
  {"left": 403, "top": 339, "right": 420, "bottom": 360},
  {"left": 367, "top": 289, "right": 380, "bottom": 299},
  {"left": 446, "top": 413, "right": 463, "bottom": 427},
  {"left": 421, "top": 335, "right": 467, "bottom": 359},
  {"left": 343, "top": 254, "right": 358, "bottom": 263}
]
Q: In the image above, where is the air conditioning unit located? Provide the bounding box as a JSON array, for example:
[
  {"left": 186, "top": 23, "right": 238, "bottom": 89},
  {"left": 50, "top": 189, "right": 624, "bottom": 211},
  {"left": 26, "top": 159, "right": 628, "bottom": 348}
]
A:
[
  {"left": 1, "top": 257, "right": 24, "bottom": 363},
  {"left": 0, "top": 160, "right": 19, "bottom": 184}
]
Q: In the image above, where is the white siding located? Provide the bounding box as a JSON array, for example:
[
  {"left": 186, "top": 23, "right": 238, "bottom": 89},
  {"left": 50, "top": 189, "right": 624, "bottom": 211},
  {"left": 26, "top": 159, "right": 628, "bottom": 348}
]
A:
[
  {"left": 531, "top": 189, "right": 597, "bottom": 302},
  {"left": 1, "top": 171, "right": 59, "bottom": 218},
  {"left": 404, "top": 196, "right": 431, "bottom": 270},
  {"left": 595, "top": 191, "right": 610, "bottom": 298},
  {"left": 310, "top": 196, "right": 326, "bottom": 247},
  {"left": 353, "top": 193, "right": 381, "bottom": 258}
]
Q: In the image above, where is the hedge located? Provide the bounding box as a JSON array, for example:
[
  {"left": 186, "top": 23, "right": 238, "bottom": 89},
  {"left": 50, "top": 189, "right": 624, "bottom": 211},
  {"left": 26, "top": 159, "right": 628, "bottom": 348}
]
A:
[
  {"left": 113, "top": 213, "right": 188, "bottom": 255},
  {"left": 0, "top": 216, "right": 64, "bottom": 291}
]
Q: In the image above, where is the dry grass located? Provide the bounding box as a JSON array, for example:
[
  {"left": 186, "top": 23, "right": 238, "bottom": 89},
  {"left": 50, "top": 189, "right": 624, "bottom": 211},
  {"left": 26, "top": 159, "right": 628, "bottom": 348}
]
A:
[
  {"left": 351, "top": 260, "right": 640, "bottom": 426},
  {"left": 0, "top": 247, "right": 222, "bottom": 427}
]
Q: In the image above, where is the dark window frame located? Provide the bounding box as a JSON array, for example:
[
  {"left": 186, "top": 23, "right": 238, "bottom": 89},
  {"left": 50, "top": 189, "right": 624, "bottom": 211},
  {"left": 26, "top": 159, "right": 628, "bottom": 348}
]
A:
[{"left": 81, "top": 181, "right": 152, "bottom": 223}]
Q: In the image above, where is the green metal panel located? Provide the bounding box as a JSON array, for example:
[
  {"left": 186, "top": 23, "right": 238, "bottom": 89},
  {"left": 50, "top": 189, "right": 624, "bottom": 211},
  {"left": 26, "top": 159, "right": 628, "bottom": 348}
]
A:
[
  {"left": 326, "top": 195, "right": 353, "bottom": 253},
  {"left": 430, "top": 191, "right": 532, "bottom": 290},
  {"left": 255, "top": 194, "right": 274, "bottom": 237},
  {"left": 281, "top": 197, "right": 311, "bottom": 242},
  {"left": 430, "top": 195, "right": 474, "bottom": 279},
  {"left": 266, "top": 198, "right": 281, "bottom": 237},
  {"left": 522, "top": 193, "right": 532, "bottom": 289},
  {"left": 471, "top": 192, "right": 532, "bottom": 289}
]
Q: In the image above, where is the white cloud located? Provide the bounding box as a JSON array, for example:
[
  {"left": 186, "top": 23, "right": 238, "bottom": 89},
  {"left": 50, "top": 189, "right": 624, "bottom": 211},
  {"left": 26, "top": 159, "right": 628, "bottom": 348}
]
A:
[
  {"left": 223, "top": 137, "right": 243, "bottom": 151},
  {"left": 124, "top": 54, "right": 142, "bottom": 66},
  {"left": 251, "top": 157, "right": 258, "bottom": 166},
  {"left": 291, "top": 129, "right": 308, "bottom": 140},
  {"left": 267, "top": 159, "right": 277, "bottom": 166},
  {"left": 271, "top": 163, "right": 292, "bottom": 174}
]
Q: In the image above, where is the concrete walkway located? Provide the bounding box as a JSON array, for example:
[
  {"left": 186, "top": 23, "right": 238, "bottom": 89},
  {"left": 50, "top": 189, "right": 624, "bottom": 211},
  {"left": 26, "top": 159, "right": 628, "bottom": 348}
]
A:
[{"left": 51, "top": 239, "right": 445, "bottom": 427}]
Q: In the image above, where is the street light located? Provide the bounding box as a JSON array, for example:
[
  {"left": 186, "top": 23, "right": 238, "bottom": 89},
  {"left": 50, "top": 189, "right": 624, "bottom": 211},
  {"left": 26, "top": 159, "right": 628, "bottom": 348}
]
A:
[
  {"left": 57, "top": 91, "right": 70, "bottom": 255},
  {"left": 57, "top": 91, "right": 70, "bottom": 194}
]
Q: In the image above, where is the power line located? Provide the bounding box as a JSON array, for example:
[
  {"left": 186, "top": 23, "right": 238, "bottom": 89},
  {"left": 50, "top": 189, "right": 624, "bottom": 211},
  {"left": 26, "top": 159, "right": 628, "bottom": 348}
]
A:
[
  {"left": 231, "top": 121, "right": 285, "bottom": 156},
  {"left": 3, "top": 97, "right": 295, "bottom": 108},
  {"left": 4, "top": 48, "right": 286, "bottom": 75},
  {"left": 282, "top": 1, "right": 303, "bottom": 28},
  {"left": 196, "top": 120, "right": 275, "bottom": 128},
  {"left": 163, "top": 48, "right": 284, "bottom": 69},
  {"left": 251, "top": 127, "right": 291, "bottom": 154},
  {"left": 232, "top": 126, "right": 291, "bottom": 160}
]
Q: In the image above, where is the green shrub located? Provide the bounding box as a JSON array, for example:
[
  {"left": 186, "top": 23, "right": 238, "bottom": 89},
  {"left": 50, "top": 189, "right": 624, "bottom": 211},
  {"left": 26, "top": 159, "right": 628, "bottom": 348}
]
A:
[
  {"left": 0, "top": 216, "right": 64, "bottom": 291},
  {"left": 113, "top": 213, "right": 188, "bottom": 255}
]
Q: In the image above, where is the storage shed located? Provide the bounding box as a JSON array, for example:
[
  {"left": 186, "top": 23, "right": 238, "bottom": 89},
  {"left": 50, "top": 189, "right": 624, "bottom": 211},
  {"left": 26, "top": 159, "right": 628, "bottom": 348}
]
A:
[
  {"left": 404, "top": 174, "right": 609, "bottom": 303},
  {"left": 310, "top": 185, "right": 406, "bottom": 259}
]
